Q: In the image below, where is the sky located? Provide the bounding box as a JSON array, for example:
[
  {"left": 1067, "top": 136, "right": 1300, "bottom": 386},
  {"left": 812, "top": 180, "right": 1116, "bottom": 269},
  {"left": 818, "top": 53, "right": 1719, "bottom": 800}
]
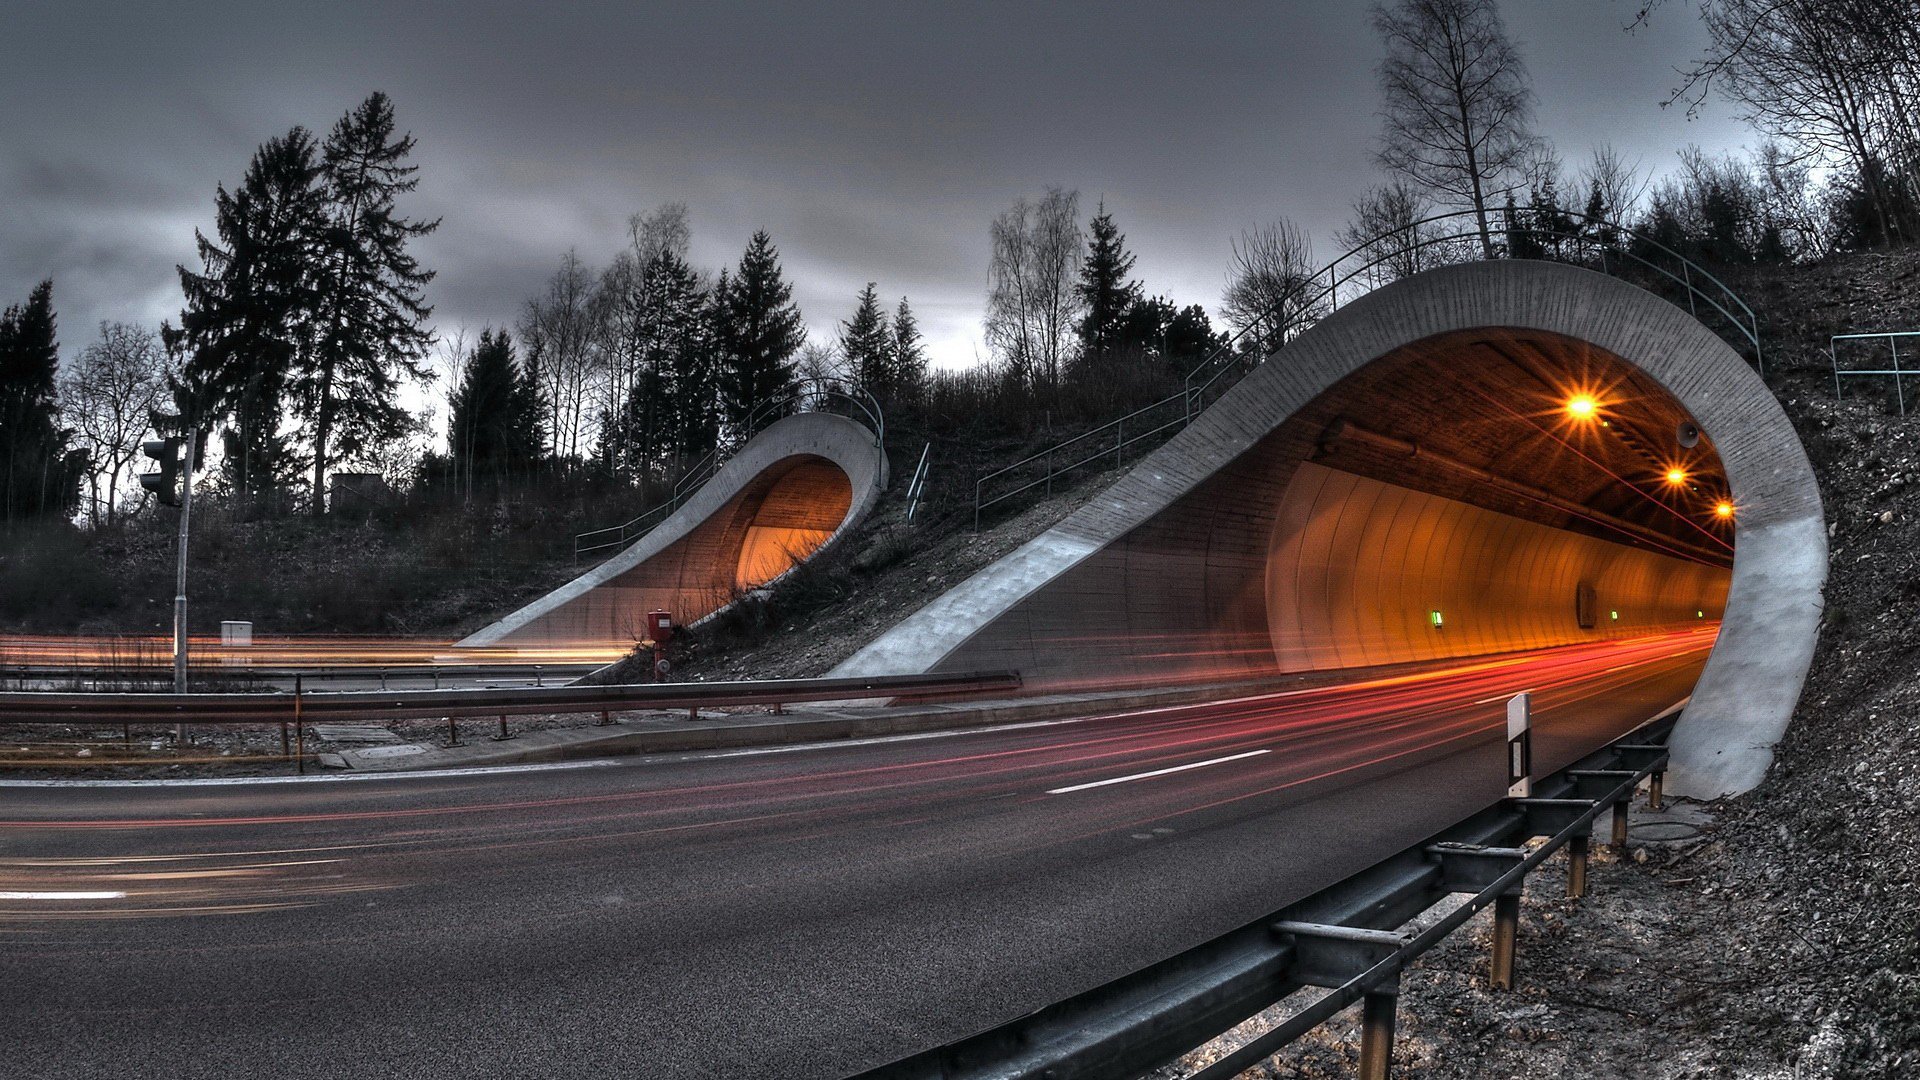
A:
[{"left": 0, "top": 0, "right": 1754, "bottom": 392}]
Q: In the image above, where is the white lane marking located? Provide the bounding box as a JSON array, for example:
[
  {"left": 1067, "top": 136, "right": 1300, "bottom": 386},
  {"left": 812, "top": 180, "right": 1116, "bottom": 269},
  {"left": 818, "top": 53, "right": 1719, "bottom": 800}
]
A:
[
  {"left": 1046, "top": 749, "right": 1271, "bottom": 796},
  {"left": 0, "top": 890, "right": 127, "bottom": 900},
  {"left": 0, "top": 759, "right": 620, "bottom": 789}
]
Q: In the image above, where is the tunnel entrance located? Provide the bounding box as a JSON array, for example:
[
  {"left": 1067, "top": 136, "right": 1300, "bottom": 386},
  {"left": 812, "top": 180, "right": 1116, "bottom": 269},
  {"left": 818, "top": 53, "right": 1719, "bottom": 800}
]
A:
[
  {"left": 1260, "top": 327, "right": 1733, "bottom": 673},
  {"left": 837, "top": 259, "right": 1824, "bottom": 796},
  {"left": 463, "top": 409, "right": 886, "bottom": 654}
]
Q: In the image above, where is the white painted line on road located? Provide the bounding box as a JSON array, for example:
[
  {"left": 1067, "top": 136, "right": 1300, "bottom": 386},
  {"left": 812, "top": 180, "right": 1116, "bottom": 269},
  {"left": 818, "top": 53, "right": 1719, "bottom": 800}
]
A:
[
  {"left": 0, "top": 759, "right": 622, "bottom": 789},
  {"left": 1046, "top": 749, "right": 1271, "bottom": 796},
  {"left": 0, "top": 890, "right": 126, "bottom": 900}
]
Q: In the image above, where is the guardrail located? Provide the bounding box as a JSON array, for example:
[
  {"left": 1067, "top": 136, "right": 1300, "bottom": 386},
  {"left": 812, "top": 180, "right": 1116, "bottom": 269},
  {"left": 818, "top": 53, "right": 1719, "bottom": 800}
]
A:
[
  {"left": 973, "top": 208, "right": 1764, "bottom": 529},
  {"left": 1830, "top": 330, "right": 1920, "bottom": 415},
  {"left": 0, "top": 662, "right": 605, "bottom": 690},
  {"left": 575, "top": 380, "right": 886, "bottom": 559},
  {"left": 851, "top": 710, "right": 1675, "bottom": 1080},
  {"left": 0, "top": 669, "right": 1020, "bottom": 726}
]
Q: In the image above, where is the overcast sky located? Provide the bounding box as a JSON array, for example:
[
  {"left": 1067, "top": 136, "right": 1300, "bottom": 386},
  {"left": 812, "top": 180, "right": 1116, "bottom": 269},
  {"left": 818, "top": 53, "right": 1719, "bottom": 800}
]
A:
[{"left": 0, "top": 1, "right": 1751, "bottom": 384}]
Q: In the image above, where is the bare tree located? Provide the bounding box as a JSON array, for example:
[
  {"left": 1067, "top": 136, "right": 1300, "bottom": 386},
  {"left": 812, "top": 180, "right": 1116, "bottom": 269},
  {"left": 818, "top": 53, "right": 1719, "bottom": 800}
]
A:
[
  {"left": 1373, "top": 0, "right": 1538, "bottom": 258},
  {"left": 1222, "top": 219, "right": 1328, "bottom": 356},
  {"left": 1579, "top": 144, "right": 1651, "bottom": 224},
  {"left": 1335, "top": 179, "right": 1447, "bottom": 287},
  {"left": 61, "top": 322, "right": 171, "bottom": 526},
  {"left": 519, "top": 251, "right": 601, "bottom": 462},
  {"left": 629, "top": 202, "right": 692, "bottom": 270},
  {"left": 985, "top": 187, "right": 1083, "bottom": 389}
]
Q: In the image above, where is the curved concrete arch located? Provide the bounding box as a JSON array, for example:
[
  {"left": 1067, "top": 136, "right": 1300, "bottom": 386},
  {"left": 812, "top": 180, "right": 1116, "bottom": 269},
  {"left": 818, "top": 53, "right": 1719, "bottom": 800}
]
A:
[
  {"left": 832, "top": 260, "right": 1824, "bottom": 797},
  {"left": 462, "top": 412, "right": 887, "bottom": 649}
]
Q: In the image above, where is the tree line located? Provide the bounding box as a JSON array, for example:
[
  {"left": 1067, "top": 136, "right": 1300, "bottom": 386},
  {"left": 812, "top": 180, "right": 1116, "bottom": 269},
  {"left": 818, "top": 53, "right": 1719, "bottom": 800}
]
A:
[{"left": 10, "top": 1, "right": 1920, "bottom": 528}]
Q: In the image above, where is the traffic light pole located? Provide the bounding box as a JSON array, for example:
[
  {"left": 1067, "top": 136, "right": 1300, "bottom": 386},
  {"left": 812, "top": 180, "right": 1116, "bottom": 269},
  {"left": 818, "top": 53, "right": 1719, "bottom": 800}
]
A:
[{"left": 172, "top": 428, "right": 196, "bottom": 709}]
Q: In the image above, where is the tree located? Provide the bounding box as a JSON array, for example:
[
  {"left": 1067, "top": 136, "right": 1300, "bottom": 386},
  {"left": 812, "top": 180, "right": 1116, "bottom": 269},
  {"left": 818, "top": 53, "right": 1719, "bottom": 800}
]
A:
[
  {"left": 520, "top": 250, "right": 601, "bottom": 462},
  {"left": 1222, "top": 219, "right": 1326, "bottom": 356},
  {"left": 0, "top": 281, "right": 82, "bottom": 521},
  {"left": 301, "top": 91, "right": 438, "bottom": 515},
  {"left": 629, "top": 202, "right": 692, "bottom": 270},
  {"left": 1117, "top": 295, "right": 1225, "bottom": 372},
  {"left": 1374, "top": 0, "right": 1538, "bottom": 259},
  {"left": 714, "top": 230, "right": 807, "bottom": 429},
  {"left": 840, "top": 283, "right": 893, "bottom": 399},
  {"left": 1074, "top": 200, "right": 1140, "bottom": 366},
  {"left": 1668, "top": 0, "right": 1920, "bottom": 248},
  {"left": 175, "top": 127, "right": 326, "bottom": 510},
  {"left": 603, "top": 250, "right": 713, "bottom": 475},
  {"left": 62, "top": 321, "right": 170, "bottom": 525},
  {"left": 890, "top": 296, "right": 927, "bottom": 401},
  {"left": 1335, "top": 179, "right": 1444, "bottom": 287},
  {"left": 985, "top": 187, "right": 1083, "bottom": 389},
  {"left": 447, "top": 329, "right": 542, "bottom": 495}
]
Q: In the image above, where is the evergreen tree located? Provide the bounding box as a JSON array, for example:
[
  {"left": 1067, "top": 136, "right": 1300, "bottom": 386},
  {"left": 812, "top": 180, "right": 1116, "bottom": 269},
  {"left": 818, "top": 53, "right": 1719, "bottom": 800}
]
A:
[
  {"left": 447, "top": 329, "right": 541, "bottom": 491},
  {"left": 175, "top": 127, "right": 327, "bottom": 509},
  {"left": 840, "top": 283, "right": 892, "bottom": 399},
  {"left": 604, "top": 251, "right": 712, "bottom": 474},
  {"left": 300, "top": 91, "right": 438, "bottom": 515},
  {"left": 890, "top": 296, "right": 926, "bottom": 401},
  {"left": 714, "top": 231, "right": 806, "bottom": 429},
  {"left": 1073, "top": 201, "right": 1140, "bottom": 365},
  {"left": 0, "top": 281, "right": 82, "bottom": 521}
]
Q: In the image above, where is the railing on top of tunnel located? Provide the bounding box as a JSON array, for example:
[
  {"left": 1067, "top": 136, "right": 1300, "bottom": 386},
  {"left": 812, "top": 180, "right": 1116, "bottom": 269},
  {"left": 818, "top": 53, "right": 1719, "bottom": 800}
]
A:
[
  {"left": 574, "top": 380, "right": 885, "bottom": 559},
  {"left": 971, "top": 207, "right": 1765, "bottom": 531}
]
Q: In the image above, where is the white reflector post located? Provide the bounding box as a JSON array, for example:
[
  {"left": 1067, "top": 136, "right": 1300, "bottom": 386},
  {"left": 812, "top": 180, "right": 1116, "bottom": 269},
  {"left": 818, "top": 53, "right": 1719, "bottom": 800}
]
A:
[{"left": 1506, "top": 692, "right": 1532, "bottom": 798}]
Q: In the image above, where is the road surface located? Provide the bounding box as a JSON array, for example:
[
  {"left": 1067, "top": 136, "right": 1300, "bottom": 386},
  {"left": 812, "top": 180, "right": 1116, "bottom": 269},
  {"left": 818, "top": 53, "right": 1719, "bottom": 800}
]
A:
[{"left": 0, "top": 629, "right": 1713, "bottom": 1079}]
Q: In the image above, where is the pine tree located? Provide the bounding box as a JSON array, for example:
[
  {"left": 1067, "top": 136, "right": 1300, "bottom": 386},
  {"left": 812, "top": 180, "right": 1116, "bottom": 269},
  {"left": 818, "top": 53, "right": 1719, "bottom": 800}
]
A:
[
  {"left": 1073, "top": 201, "right": 1140, "bottom": 366},
  {"left": 890, "top": 296, "right": 926, "bottom": 401},
  {"left": 605, "top": 251, "right": 712, "bottom": 474},
  {"left": 840, "top": 283, "right": 892, "bottom": 399},
  {"left": 0, "top": 281, "right": 82, "bottom": 521},
  {"left": 301, "top": 91, "right": 438, "bottom": 515},
  {"left": 447, "top": 329, "right": 541, "bottom": 493},
  {"left": 176, "top": 127, "right": 327, "bottom": 509},
  {"left": 714, "top": 231, "right": 806, "bottom": 429}
]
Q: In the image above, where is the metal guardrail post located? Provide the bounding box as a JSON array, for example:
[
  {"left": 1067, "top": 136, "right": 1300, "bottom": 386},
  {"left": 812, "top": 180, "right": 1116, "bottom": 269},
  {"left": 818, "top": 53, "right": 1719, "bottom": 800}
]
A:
[
  {"left": 1489, "top": 892, "right": 1521, "bottom": 990},
  {"left": 1611, "top": 798, "right": 1631, "bottom": 853},
  {"left": 1566, "top": 833, "right": 1590, "bottom": 899},
  {"left": 1358, "top": 979, "right": 1398, "bottom": 1080},
  {"left": 293, "top": 674, "right": 305, "bottom": 775},
  {"left": 1649, "top": 770, "right": 1665, "bottom": 810}
]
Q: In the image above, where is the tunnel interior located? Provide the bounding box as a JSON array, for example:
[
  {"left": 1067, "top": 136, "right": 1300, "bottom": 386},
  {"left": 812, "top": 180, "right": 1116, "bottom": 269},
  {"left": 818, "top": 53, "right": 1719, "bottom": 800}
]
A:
[
  {"left": 935, "top": 327, "right": 1734, "bottom": 684},
  {"left": 504, "top": 454, "right": 855, "bottom": 645}
]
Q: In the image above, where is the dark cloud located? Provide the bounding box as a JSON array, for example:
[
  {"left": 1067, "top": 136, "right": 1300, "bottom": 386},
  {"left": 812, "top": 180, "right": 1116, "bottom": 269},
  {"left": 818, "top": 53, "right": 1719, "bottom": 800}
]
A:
[{"left": 0, "top": 1, "right": 1751, "bottom": 375}]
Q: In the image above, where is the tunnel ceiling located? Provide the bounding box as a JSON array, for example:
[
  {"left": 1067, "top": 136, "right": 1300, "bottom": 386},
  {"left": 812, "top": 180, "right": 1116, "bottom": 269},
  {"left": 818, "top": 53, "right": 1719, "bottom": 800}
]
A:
[{"left": 1266, "top": 327, "right": 1735, "bottom": 569}]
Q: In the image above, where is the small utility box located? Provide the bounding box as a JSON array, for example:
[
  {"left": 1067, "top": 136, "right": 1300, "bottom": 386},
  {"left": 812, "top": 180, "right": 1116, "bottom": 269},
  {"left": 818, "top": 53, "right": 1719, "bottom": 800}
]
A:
[{"left": 220, "top": 621, "right": 254, "bottom": 647}]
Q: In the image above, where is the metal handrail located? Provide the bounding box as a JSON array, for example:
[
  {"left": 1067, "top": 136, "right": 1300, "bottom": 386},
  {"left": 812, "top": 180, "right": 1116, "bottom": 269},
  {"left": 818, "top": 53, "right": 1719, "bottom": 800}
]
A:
[
  {"left": 1831, "top": 330, "right": 1920, "bottom": 415},
  {"left": 575, "top": 379, "right": 886, "bottom": 558},
  {"left": 972, "top": 207, "right": 1765, "bottom": 528},
  {"left": 903, "top": 442, "right": 932, "bottom": 523}
]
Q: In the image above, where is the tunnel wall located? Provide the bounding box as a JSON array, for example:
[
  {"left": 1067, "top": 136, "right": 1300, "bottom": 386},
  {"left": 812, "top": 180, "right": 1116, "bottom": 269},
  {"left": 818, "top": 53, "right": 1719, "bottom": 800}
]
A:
[
  {"left": 460, "top": 413, "right": 885, "bottom": 649},
  {"left": 1267, "top": 464, "right": 1727, "bottom": 670},
  {"left": 831, "top": 260, "right": 1825, "bottom": 797}
]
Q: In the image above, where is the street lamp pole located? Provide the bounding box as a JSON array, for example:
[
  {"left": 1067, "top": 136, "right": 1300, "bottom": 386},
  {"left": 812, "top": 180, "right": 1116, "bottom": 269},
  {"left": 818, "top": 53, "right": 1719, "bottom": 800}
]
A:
[{"left": 172, "top": 422, "right": 197, "bottom": 735}]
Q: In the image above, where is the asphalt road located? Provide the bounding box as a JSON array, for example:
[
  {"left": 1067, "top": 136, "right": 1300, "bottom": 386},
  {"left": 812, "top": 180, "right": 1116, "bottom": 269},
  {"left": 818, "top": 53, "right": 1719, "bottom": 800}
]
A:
[{"left": 0, "top": 629, "right": 1713, "bottom": 1079}]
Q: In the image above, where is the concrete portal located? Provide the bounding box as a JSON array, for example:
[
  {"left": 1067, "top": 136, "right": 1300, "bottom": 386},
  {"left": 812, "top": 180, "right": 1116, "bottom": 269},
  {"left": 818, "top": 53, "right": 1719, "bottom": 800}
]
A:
[
  {"left": 462, "top": 412, "right": 886, "bottom": 650},
  {"left": 832, "top": 260, "right": 1825, "bottom": 797}
]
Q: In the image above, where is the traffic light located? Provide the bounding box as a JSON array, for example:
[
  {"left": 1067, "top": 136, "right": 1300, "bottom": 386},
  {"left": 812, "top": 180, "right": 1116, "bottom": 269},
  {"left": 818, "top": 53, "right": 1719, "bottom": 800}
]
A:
[{"left": 140, "top": 437, "right": 184, "bottom": 507}]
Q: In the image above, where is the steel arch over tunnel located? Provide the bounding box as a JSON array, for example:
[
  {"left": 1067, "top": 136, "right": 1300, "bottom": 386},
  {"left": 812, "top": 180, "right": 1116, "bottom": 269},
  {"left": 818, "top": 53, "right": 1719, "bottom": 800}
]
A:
[
  {"left": 833, "top": 260, "right": 1824, "bottom": 798},
  {"left": 461, "top": 412, "right": 886, "bottom": 651}
]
